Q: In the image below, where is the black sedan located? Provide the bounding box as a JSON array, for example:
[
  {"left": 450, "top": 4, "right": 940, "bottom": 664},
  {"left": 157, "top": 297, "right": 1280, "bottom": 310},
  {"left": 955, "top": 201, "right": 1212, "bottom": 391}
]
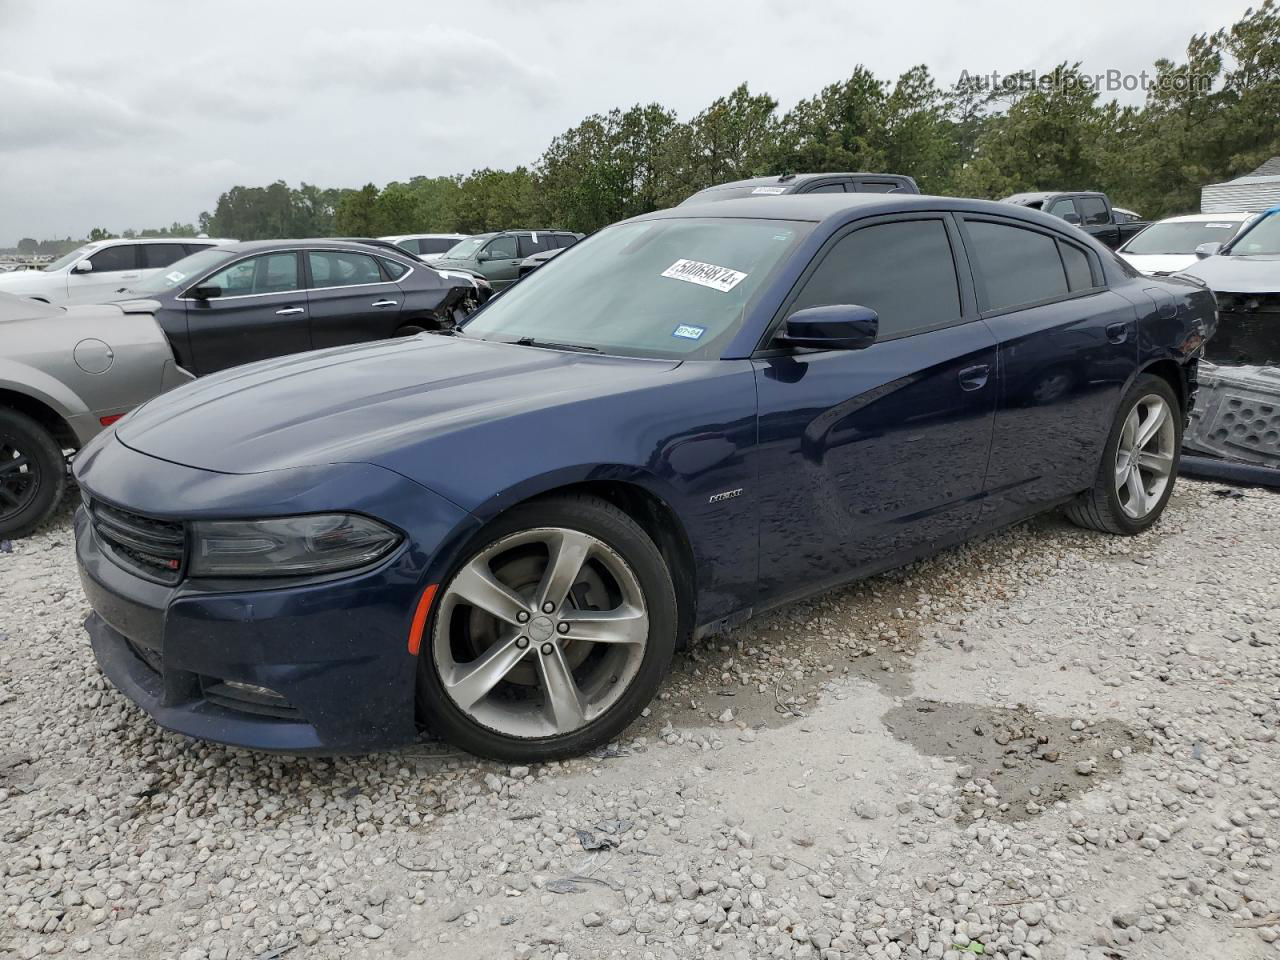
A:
[{"left": 110, "top": 240, "right": 480, "bottom": 376}]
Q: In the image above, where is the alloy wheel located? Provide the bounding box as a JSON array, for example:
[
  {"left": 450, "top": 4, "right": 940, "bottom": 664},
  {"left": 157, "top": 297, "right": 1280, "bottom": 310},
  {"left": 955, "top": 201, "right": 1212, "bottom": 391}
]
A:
[
  {"left": 1115, "top": 394, "right": 1175, "bottom": 520},
  {"left": 432, "top": 527, "right": 650, "bottom": 739},
  {"left": 0, "top": 436, "right": 40, "bottom": 524}
]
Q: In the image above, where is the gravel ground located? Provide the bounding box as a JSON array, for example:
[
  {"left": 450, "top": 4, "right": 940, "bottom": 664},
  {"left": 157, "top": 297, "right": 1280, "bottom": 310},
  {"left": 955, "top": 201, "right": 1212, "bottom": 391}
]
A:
[{"left": 2, "top": 479, "right": 1279, "bottom": 960}]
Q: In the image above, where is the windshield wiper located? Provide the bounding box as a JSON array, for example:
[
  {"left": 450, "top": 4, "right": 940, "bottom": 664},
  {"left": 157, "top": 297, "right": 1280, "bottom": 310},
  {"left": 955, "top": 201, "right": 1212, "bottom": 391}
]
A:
[{"left": 512, "top": 337, "right": 600, "bottom": 353}]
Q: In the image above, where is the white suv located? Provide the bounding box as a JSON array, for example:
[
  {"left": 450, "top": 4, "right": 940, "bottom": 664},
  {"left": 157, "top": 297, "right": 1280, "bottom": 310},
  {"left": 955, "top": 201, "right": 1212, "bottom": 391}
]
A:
[
  {"left": 0, "top": 237, "right": 236, "bottom": 304},
  {"left": 380, "top": 234, "right": 469, "bottom": 258}
]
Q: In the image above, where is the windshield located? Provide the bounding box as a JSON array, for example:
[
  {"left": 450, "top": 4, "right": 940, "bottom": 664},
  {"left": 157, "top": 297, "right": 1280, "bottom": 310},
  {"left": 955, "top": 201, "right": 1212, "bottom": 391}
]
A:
[
  {"left": 129, "top": 248, "right": 235, "bottom": 294},
  {"left": 441, "top": 237, "right": 487, "bottom": 259},
  {"left": 680, "top": 186, "right": 790, "bottom": 206},
  {"left": 1123, "top": 219, "right": 1245, "bottom": 255},
  {"left": 43, "top": 245, "right": 94, "bottom": 272},
  {"left": 461, "top": 217, "right": 809, "bottom": 360},
  {"left": 1227, "top": 213, "right": 1280, "bottom": 256}
]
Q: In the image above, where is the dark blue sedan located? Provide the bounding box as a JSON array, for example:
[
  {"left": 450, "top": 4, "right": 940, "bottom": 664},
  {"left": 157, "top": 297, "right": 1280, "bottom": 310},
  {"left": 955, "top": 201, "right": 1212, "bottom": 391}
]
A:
[{"left": 72, "top": 194, "right": 1215, "bottom": 760}]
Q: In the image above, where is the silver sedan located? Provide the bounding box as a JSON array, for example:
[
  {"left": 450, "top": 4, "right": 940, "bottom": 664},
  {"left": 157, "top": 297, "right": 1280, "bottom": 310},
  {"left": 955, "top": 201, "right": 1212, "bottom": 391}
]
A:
[{"left": 0, "top": 292, "right": 192, "bottom": 537}]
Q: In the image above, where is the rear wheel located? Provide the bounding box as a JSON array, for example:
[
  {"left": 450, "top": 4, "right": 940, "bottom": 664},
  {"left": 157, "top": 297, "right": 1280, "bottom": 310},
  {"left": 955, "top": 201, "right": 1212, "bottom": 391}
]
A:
[
  {"left": 0, "top": 408, "right": 65, "bottom": 539},
  {"left": 1065, "top": 374, "right": 1181, "bottom": 535},
  {"left": 417, "top": 495, "right": 677, "bottom": 762}
]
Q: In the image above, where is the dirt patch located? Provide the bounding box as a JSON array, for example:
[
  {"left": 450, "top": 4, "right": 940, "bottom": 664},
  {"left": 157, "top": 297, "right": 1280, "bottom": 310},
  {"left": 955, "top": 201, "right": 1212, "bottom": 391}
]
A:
[{"left": 883, "top": 698, "right": 1149, "bottom": 821}]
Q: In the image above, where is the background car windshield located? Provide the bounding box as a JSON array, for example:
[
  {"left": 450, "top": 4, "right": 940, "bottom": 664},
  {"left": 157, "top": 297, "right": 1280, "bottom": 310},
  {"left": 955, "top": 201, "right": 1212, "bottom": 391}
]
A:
[
  {"left": 1123, "top": 220, "right": 1243, "bottom": 255},
  {"left": 443, "top": 237, "right": 486, "bottom": 259},
  {"left": 130, "top": 248, "right": 235, "bottom": 294},
  {"left": 462, "top": 218, "right": 808, "bottom": 359},
  {"left": 42, "top": 246, "right": 93, "bottom": 272},
  {"left": 1228, "top": 214, "right": 1280, "bottom": 255}
]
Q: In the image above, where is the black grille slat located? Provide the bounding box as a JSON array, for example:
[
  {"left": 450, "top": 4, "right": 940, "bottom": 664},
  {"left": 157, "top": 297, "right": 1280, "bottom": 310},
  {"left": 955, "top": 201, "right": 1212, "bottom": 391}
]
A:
[{"left": 90, "top": 500, "right": 186, "bottom": 584}]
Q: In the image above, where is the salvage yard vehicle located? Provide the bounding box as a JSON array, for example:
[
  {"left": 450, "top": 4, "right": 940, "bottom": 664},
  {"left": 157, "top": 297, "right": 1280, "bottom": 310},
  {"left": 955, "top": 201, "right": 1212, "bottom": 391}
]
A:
[
  {"left": 1001, "top": 191, "right": 1146, "bottom": 249},
  {"left": 680, "top": 171, "right": 919, "bottom": 205},
  {"left": 73, "top": 194, "right": 1213, "bottom": 760},
  {"left": 428, "top": 230, "right": 583, "bottom": 291},
  {"left": 381, "top": 233, "right": 469, "bottom": 257},
  {"left": 104, "top": 239, "right": 483, "bottom": 375},
  {"left": 0, "top": 292, "right": 192, "bottom": 537},
  {"left": 1117, "top": 212, "right": 1257, "bottom": 275},
  {"left": 0, "top": 237, "right": 235, "bottom": 304}
]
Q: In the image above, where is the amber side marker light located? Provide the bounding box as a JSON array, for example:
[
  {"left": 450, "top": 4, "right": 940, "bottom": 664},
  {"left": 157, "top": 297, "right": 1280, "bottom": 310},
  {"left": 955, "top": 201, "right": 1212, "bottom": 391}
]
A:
[{"left": 407, "top": 584, "right": 439, "bottom": 655}]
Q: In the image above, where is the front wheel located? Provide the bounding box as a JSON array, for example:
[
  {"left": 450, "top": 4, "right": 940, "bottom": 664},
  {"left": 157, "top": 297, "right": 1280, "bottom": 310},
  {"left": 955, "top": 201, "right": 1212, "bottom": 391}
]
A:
[
  {"left": 1065, "top": 374, "right": 1181, "bottom": 535},
  {"left": 417, "top": 494, "right": 677, "bottom": 762}
]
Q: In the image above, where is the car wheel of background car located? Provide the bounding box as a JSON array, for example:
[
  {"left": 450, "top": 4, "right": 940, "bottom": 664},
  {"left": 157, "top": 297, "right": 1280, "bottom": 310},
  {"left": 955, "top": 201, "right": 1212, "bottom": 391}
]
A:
[
  {"left": 0, "top": 407, "right": 66, "bottom": 539},
  {"left": 418, "top": 494, "right": 677, "bottom": 762},
  {"left": 394, "top": 325, "right": 426, "bottom": 337},
  {"left": 1065, "top": 374, "right": 1181, "bottom": 535}
]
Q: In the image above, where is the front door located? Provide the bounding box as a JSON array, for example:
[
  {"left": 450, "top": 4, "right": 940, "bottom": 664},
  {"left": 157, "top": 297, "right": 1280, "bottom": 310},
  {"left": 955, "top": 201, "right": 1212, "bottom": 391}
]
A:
[
  {"left": 752, "top": 215, "right": 997, "bottom": 603},
  {"left": 477, "top": 235, "right": 522, "bottom": 289},
  {"left": 67, "top": 244, "right": 142, "bottom": 301},
  {"left": 184, "top": 251, "right": 311, "bottom": 375}
]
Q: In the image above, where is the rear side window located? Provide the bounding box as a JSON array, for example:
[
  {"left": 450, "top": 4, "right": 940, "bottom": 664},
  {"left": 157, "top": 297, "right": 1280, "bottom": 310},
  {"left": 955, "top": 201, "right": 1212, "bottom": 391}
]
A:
[
  {"left": 519, "top": 234, "right": 555, "bottom": 256},
  {"left": 965, "top": 220, "right": 1068, "bottom": 311},
  {"left": 417, "top": 237, "right": 456, "bottom": 255},
  {"left": 554, "top": 234, "right": 578, "bottom": 249},
  {"left": 791, "top": 219, "right": 961, "bottom": 339},
  {"left": 84, "top": 245, "right": 137, "bottom": 272},
  {"left": 395, "top": 239, "right": 421, "bottom": 255},
  {"left": 380, "top": 258, "right": 409, "bottom": 280},
  {"left": 1058, "top": 241, "right": 1095, "bottom": 291},
  {"left": 806, "top": 183, "right": 847, "bottom": 194},
  {"left": 203, "top": 253, "right": 299, "bottom": 296},
  {"left": 1078, "top": 196, "right": 1110, "bottom": 226},
  {"left": 308, "top": 251, "right": 384, "bottom": 288},
  {"left": 140, "top": 243, "right": 189, "bottom": 268},
  {"left": 184, "top": 242, "right": 217, "bottom": 256}
]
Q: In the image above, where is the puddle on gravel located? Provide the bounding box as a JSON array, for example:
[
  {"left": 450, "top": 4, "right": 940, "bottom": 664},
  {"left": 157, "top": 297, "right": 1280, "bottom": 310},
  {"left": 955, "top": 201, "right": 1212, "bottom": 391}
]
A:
[{"left": 883, "top": 699, "right": 1148, "bottom": 821}]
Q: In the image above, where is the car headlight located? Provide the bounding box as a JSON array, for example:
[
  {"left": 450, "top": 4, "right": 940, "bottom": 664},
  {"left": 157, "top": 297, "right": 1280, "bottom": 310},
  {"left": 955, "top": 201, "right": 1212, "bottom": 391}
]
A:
[{"left": 189, "top": 514, "right": 402, "bottom": 577}]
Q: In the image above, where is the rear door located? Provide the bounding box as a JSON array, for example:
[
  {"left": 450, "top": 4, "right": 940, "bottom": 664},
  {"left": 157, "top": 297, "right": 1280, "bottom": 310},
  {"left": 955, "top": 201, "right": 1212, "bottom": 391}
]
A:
[
  {"left": 752, "top": 214, "right": 998, "bottom": 601},
  {"left": 183, "top": 251, "right": 311, "bottom": 374},
  {"left": 305, "top": 249, "right": 405, "bottom": 348},
  {"left": 958, "top": 216, "right": 1137, "bottom": 518},
  {"left": 67, "top": 243, "right": 142, "bottom": 300}
]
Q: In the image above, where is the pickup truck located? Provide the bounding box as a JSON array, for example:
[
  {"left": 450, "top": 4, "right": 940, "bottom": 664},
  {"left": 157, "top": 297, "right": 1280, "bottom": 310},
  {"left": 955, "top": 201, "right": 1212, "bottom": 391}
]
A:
[{"left": 1001, "top": 191, "right": 1147, "bottom": 249}]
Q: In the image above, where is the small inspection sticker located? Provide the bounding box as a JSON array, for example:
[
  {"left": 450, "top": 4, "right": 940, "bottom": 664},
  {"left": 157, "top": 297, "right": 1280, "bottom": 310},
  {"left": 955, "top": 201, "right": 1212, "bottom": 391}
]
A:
[
  {"left": 661, "top": 259, "right": 748, "bottom": 293},
  {"left": 1206, "top": 223, "right": 1236, "bottom": 229},
  {"left": 751, "top": 186, "right": 787, "bottom": 195},
  {"left": 672, "top": 324, "right": 706, "bottom": 340}
]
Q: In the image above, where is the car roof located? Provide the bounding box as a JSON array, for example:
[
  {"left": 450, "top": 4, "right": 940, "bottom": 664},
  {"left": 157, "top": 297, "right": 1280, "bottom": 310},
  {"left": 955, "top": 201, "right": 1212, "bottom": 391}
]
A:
[
  {"left": 83, "top": 237, "right": 234, "bottom": 248},
  {"left": 379, "top": 233, "right": 468, "bottom": 241},
  {"left": 697, "top": 173, "right": 910, "bottom": 192},
  {"left": 213, "top": 238, "right": 422, "bottom": 256},
  {"left": 1151, "top": 212, "right": 1254, "bottom": 223},
  {"left": 640, "top": 192, "right": 1060, "bottom": 225},
  {"left": 1003, "top": 191, "right": 1104, "bottom": 204}
]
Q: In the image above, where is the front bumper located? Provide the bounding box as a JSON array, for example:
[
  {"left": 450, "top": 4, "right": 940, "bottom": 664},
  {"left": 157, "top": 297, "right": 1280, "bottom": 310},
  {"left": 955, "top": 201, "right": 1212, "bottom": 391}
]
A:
[{"left": 73, "top": 439, "right": 477, "bottom": 753}]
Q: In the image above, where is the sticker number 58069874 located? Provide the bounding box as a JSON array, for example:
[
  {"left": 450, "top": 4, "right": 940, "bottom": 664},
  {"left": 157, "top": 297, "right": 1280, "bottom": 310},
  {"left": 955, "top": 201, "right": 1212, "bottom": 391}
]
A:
[{"left": 661, "top": 259, "right": 748, "bottom": 293}]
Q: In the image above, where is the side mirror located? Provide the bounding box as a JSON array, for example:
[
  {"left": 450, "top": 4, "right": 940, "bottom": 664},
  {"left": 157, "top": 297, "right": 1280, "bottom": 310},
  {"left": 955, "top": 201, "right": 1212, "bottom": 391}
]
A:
[
  {"left": 1061, "top": 212, "right": 1082, "bottom": 225},
  {"left": 776, "top": 304, "right": 879, "bottom": 351},
  {"left": 72, "top": 260, "right": 93, "bottom": 274},
  {"left": 1195, "top": 241, "right": 1224, "bottom": 259},
  {"left": 189, "top": 284, "right": 221, "bottom": 300}
]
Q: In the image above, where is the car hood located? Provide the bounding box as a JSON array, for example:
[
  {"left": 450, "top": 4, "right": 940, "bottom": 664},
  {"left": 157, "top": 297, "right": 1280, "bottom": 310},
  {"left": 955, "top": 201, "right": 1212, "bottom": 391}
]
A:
[
  {"left": 1118, "top": 252, "right": 1199, "bottom": 275},
  {"left": 116, "top": 335, "right": 680, "bottom": 476},
  {"left": 1179, "top": 255, "right": 1280, "bottom": 293}
]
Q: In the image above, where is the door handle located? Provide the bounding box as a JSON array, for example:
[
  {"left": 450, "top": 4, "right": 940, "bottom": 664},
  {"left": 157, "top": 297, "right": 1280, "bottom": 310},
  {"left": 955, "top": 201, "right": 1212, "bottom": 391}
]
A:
[
  {"left": 958, "top": 363, "right": 990, "bottom": 391},
  {"left": 275, "top": 307, "right": 305, "bottom": 316},
  {"left": 120, "top": 273, "right": 140, "bottom": 280},
  {"left": 371, "top": 299, "right": 398, "bottom": 307},
  {"left": 1105, "top": 322, "right": 1128, "bottom": 344}
]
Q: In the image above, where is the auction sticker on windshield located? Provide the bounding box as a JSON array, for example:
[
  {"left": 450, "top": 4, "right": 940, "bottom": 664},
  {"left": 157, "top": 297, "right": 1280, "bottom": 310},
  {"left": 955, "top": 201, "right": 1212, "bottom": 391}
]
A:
[
  {"left": 661, "top": 259, "right": 748, "bottom": 293},
  {"left": 751, "top": 187, "right": 787, "bottom": 195}
]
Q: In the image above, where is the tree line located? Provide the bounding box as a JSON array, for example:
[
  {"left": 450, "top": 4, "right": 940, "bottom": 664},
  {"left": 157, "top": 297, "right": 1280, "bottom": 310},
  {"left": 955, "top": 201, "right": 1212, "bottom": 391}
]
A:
[{"left": 13, "top": 3, "right": 1279, "bottom": 250}]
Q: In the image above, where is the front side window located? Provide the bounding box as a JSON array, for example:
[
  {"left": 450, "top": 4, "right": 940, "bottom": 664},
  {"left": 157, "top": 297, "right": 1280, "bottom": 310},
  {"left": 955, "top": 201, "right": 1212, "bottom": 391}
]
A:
[
  {"left": 395, "top": 239, "right": 421, "bottom": 255},
  {"left": 790, "top": 219, "right": 961, "bottom": 339},
  {"left": 141, "top": 243, "right": 190, "bottom": 269},
  {"left": 463, "top": 217, "right": 809, "bottom": 360},
  {"left": 806, "top": 183, "right": 847, "bottom": 194},
  {"left": 1047, "top": 198, "right": 1077, "bottom": 219},
  {"left": 84, "top": 245, "right": 137, "bottom": 273},
  {"left": 485, "top": 236, "right": 519, "bottom": 260},
  {"left": 856, "top": 182, "right": 900, "bottom": 193},
  {"left": 442, "top": 236, "right": 487, "bottom": 259},
  {"left": 1078, "top": 196, "right": 1110, "bottom": 226},
  {"left": 308, "top": 251, "right": 383, "bottom": 288},
  {"left": 203, "top": 253, "right": 299, "bottom": 297},
  {"left": 966, "top": 220, "right": 1068, "bottom": 311}
]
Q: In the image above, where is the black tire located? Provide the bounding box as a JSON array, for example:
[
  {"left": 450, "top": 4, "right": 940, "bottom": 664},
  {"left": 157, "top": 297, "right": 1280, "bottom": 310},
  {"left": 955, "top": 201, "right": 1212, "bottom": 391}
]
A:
[
  {"left": 417, "top": 493, "right": 677, "bottom": 762},
  {"left": 394, "top": 324, "right": 427, "bottom": 337},
  {"left": 1064, "top": 374, "right": 1182, "bottom": 535},
  {"left": 0, "top": 407, "right": 66, "bottom": 539}
]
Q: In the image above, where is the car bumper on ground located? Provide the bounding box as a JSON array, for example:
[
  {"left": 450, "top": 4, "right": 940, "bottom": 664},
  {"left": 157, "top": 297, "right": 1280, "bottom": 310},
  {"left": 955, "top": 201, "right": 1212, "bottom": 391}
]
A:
[{"left": 72, "top": 438, "right": 477, "bottom": 753}]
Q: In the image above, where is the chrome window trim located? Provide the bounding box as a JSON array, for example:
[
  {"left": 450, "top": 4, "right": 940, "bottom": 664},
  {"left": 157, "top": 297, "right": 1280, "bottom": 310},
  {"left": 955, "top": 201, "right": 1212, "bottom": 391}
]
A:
[{"left": 176, "top": 248, "right": 413, "bottom": 302}]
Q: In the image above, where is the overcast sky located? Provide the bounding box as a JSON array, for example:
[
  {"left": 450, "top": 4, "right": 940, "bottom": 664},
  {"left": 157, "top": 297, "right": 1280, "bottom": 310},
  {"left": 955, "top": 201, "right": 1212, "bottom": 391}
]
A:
[{"left": 0, "top": 0, "right": 1254, "bottom": 245}]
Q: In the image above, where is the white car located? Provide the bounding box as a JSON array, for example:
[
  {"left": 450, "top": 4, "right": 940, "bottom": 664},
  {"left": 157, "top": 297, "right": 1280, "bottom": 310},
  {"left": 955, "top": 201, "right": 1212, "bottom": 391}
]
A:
[
  {"left": 0, "top": 237, "right": 235, "bottom": 304},
  {"left": 1117, "top": 212, "right": 1257, "bottom": 275},
  {"left": 380, "top": 233, "right": 469, "bottom": 258}
]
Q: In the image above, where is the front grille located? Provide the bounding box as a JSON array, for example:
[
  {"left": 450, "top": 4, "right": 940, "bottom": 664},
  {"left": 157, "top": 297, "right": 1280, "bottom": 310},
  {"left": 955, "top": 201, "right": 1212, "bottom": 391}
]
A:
[
  {"left": 201, "top": 679, "right": 301, "bottom": 720},
  {"left": 90, "top": 500, "right": 186, "bottom": 584}
]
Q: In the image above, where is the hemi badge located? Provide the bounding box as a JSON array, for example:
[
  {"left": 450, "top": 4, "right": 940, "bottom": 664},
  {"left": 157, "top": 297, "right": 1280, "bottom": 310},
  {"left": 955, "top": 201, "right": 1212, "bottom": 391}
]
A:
[{"left": 708, "top": 488, "right": 743, "bottom": 504}]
